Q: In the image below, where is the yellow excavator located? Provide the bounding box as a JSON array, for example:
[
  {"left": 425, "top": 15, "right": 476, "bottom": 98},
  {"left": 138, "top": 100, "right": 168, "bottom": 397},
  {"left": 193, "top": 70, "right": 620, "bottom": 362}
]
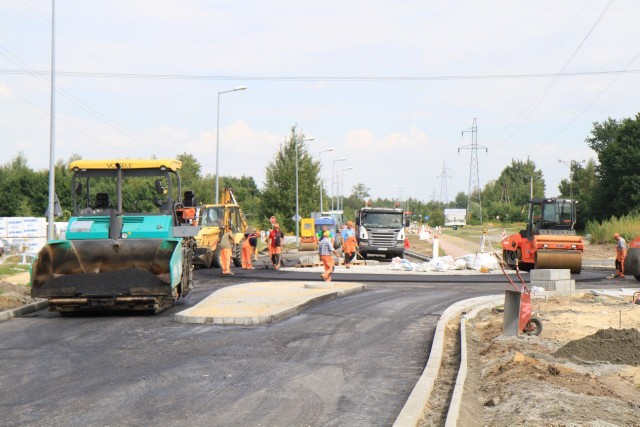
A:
[{"left": 193, "top": 188, "right": 248, "bottom": 268}]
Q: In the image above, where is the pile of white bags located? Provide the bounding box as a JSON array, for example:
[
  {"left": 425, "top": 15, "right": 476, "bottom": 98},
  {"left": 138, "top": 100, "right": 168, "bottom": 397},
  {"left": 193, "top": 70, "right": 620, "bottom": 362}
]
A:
[
  {"left": 388, "top": 253, "right": 500, "bottom": 272},
  {"left": 457, "top": 253, "right": 500, "bottom": 271},
  {"left": 389, "top": 257, "right": 413, "bottom": 271}
]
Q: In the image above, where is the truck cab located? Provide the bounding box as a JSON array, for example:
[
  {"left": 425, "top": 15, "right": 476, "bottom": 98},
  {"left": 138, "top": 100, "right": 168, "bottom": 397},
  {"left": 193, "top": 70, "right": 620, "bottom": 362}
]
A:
[{"left": 355, "top": 207, "right": 407, "bottom": 259}]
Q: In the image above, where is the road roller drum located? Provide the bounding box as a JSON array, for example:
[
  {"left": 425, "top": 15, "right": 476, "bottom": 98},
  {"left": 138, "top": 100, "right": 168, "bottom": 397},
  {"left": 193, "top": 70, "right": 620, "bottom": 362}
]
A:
[{"left": 535, "top": 249, "right": 582, "bottom": 274}]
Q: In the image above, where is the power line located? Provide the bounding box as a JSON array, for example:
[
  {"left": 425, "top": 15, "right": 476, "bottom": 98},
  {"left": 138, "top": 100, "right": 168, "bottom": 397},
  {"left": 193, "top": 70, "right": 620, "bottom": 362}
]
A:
[
  {"left": 540, "top": 48, "right": 640, "bottom": 145},
  {"left": 1, "top": 68, "right": 639, "bottom": 82},
  {"left": 0, "top": 48, "right": 176, "bottom": 157},
  {"left": 1, "top": 82, "right": 131, "bottom": 155},
  {"left": 16, "top": 0, "right": 199, "bottom": 130},
  {"left": 491, "top": 0, "right": 616, "bottom": 153},
  {"left": 482, "top": 0, "right": 591, "bottom": 143}
]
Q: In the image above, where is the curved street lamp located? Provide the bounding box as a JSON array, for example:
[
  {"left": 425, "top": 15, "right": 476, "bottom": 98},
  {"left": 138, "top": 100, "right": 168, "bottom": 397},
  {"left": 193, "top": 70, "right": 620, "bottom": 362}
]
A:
[
  {"left": 215, "top": 85, "right": 247, "bottom": 203},
  {"left": 331, "top": 158, "right": 346, "bottom": 210},
  {"left": 318, "top": 148, "right": 334, "bottom": 213},
  {"left": 339, "top": 167, "right": 353, "bottom": 210}
]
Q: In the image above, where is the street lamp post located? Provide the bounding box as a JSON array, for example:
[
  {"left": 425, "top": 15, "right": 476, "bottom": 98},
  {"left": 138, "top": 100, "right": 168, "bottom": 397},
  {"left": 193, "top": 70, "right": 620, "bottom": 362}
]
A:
[
  {"left": 215, "top": 85, "right": 247, "bottom": 203},
  {"left": 295, "top": 135, "right": 315, "bottom": 246},
  {"left": 558, "top": 159, "right": 585, "bottom": 200},
  {"left": 331, "top": 158, "right": 346, "bottom": 210},
  {"left": 339, "top": 167, "right": 353, "bottom": 210},
  {"left": 318, "top": 148, "right": 334, "bottom": 213}
]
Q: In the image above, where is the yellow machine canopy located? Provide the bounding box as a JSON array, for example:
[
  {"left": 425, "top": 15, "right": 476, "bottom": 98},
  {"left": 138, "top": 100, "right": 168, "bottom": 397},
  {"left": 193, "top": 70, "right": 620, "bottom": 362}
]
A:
[{"left": 69, "top": 159, "right": 182, "bottom": 172}]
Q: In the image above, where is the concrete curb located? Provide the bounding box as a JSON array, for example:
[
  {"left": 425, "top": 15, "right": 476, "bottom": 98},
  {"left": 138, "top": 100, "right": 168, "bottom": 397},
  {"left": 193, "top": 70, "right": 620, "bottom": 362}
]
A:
[
  {"left": 440, "top": 290, "right": 591, "bottom": 427},
  {"left": 444, "top": 300, "right": 501, "bottom": 426},
  {"left": 0, "top": 299, "right": 48, "bottom": 322},
  {"left": 393, "top": 294, "right": 503, "bottom": 427}
]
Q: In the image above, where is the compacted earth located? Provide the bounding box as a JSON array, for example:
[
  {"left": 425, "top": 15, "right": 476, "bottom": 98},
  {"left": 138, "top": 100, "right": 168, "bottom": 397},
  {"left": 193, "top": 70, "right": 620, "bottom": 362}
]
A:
[
  {"left": 0, "top": 272, "right": 34, "bottom": 311},
  {"left": 450, "top": 294, "right": 640, "bottom": 426}
]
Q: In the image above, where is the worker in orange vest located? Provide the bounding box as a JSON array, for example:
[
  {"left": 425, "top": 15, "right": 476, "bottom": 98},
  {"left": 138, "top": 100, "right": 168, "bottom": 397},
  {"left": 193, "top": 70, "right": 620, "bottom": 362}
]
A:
[
  {"left": 242, "top": 228, "right": 258, "bottom": 270},
  {"left": 341, "top": 221, "right": 358, "bottom": 269}
]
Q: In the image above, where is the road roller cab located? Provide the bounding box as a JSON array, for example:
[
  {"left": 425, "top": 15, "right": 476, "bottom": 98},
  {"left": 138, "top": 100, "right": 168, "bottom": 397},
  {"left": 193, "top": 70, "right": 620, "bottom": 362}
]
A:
[
  {"left": 501, "top": 198, "right": 584, "bottom": 274},
  {"left": 299, "top": 218, "right": 318, "bottom": 251}
]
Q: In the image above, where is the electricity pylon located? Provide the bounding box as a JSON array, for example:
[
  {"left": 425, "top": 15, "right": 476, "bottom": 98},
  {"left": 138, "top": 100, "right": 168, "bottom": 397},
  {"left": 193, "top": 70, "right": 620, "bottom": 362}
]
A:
[{"left": 459, "top": 118, "right": 487, "bottom": 222}]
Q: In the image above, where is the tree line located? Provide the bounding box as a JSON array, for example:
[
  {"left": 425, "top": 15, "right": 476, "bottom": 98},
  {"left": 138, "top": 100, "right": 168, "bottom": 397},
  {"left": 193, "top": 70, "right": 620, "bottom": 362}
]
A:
[{"left": 2, "top": 115, "right": 639, "bottom": 231}]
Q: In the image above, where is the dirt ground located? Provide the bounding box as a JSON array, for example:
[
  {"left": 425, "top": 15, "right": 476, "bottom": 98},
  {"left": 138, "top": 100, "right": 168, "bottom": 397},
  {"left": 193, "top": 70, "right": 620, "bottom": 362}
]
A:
[
  {"left": 0, "top": 272, "right": 34, "bottom": 311},
  {"left": 456, "top": 293, "right": 640, "bottom": 426}
]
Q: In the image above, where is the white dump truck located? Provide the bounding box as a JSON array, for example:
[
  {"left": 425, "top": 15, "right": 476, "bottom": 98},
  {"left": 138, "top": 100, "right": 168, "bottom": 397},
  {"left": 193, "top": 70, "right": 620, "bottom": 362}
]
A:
[{"left": 355, "top": 207, "right": 408, "bottom": 259}]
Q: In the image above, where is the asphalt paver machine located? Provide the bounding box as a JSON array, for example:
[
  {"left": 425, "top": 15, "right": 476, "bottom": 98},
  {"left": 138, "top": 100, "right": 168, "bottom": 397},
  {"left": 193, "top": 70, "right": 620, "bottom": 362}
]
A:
[{"left": 31, "top": 159, "right": 199, "bottom": 313}]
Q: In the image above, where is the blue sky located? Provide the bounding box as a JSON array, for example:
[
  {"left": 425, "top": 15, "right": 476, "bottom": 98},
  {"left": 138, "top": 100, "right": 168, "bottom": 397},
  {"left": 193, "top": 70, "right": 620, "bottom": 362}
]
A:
[{"left": 1, "top": 1, "right": 639, "bottom": 203}]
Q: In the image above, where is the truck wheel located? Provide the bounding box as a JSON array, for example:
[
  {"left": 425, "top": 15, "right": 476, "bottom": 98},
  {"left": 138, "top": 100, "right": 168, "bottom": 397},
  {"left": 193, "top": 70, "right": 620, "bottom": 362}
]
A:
[
  {"left": 233, "top": 239, "right": 243, "bottom": 267},
  {"left": 180, "top": 248, "right": 194, "bottom": 297},
  {"left": 503, "top": 249, "right": 515, "bottom": 267},
  {"left": 203, "top": 251, "right": 214, "bottom": 269},
  {"left": 212, "top": 247, "right": 222, "bottom": 268},
  {"left": 515, "top": 248, "right": 530, "bottom": 270}
]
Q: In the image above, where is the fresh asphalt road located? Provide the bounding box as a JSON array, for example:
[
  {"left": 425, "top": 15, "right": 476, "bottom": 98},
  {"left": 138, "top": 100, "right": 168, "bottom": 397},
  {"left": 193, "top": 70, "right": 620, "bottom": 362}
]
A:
[{"left": 0, "top": 261, "right": 615, "bottom": 427}]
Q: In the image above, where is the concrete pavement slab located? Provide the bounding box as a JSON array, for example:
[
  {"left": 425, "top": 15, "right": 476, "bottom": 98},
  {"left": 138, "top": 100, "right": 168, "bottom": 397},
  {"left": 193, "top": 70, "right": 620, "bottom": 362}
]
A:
[
  {"left": 590, "top": 288, "right": 640, "bottom": 299},
  {"left": 174, "top": 281, "right": 366, "bottom": 325}
]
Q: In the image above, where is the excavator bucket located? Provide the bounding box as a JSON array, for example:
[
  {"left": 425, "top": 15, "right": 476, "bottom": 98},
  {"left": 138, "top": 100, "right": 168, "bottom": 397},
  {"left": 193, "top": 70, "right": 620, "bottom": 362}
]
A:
[{"left": 31, "top": 238, "right": 183, "bottom": 312}]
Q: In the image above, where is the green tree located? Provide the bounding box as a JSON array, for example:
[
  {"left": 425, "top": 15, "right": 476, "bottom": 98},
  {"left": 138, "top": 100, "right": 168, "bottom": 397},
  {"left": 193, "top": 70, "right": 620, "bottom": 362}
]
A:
[
  {"left": 585, "top": 117, "right": 620, "bottom": 155},
  {"left": 453, "top": 192, "right": 467, "bottom": 210},
  {"left": 588, "top": 113, "right": 640, "bottom": 219},
  {"left": 558, "top": 159, "right": 598, "bottom": 227},
  {"left": 176, "top": 152, "right": 212, "bottom": 203},
  {"left": 351, "top": 183, "right": 370, "bottom": 204},
  {"left": 219, "top": 175, "right": 262, "bottom": 225},
  {"left": 261, "top": 126, "right": 320, "bottom": 232},
  {"left": 54, "top": 154, "right": 81, "bottom": 216},
  {"left": 0, "top": 153, "right": 49, "bottom": 217},
  {"left": 16, "top": 197, "right": 33, "bottom": 216},
  {"left": 481, "top": 159, "right": 545, "bottom": 223}
]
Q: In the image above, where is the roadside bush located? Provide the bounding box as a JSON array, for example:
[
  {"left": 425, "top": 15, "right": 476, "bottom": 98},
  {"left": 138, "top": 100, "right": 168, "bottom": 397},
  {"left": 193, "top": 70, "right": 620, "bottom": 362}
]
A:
[{"left": 585, "top": 214, "right": 640, "bottom": 244}]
